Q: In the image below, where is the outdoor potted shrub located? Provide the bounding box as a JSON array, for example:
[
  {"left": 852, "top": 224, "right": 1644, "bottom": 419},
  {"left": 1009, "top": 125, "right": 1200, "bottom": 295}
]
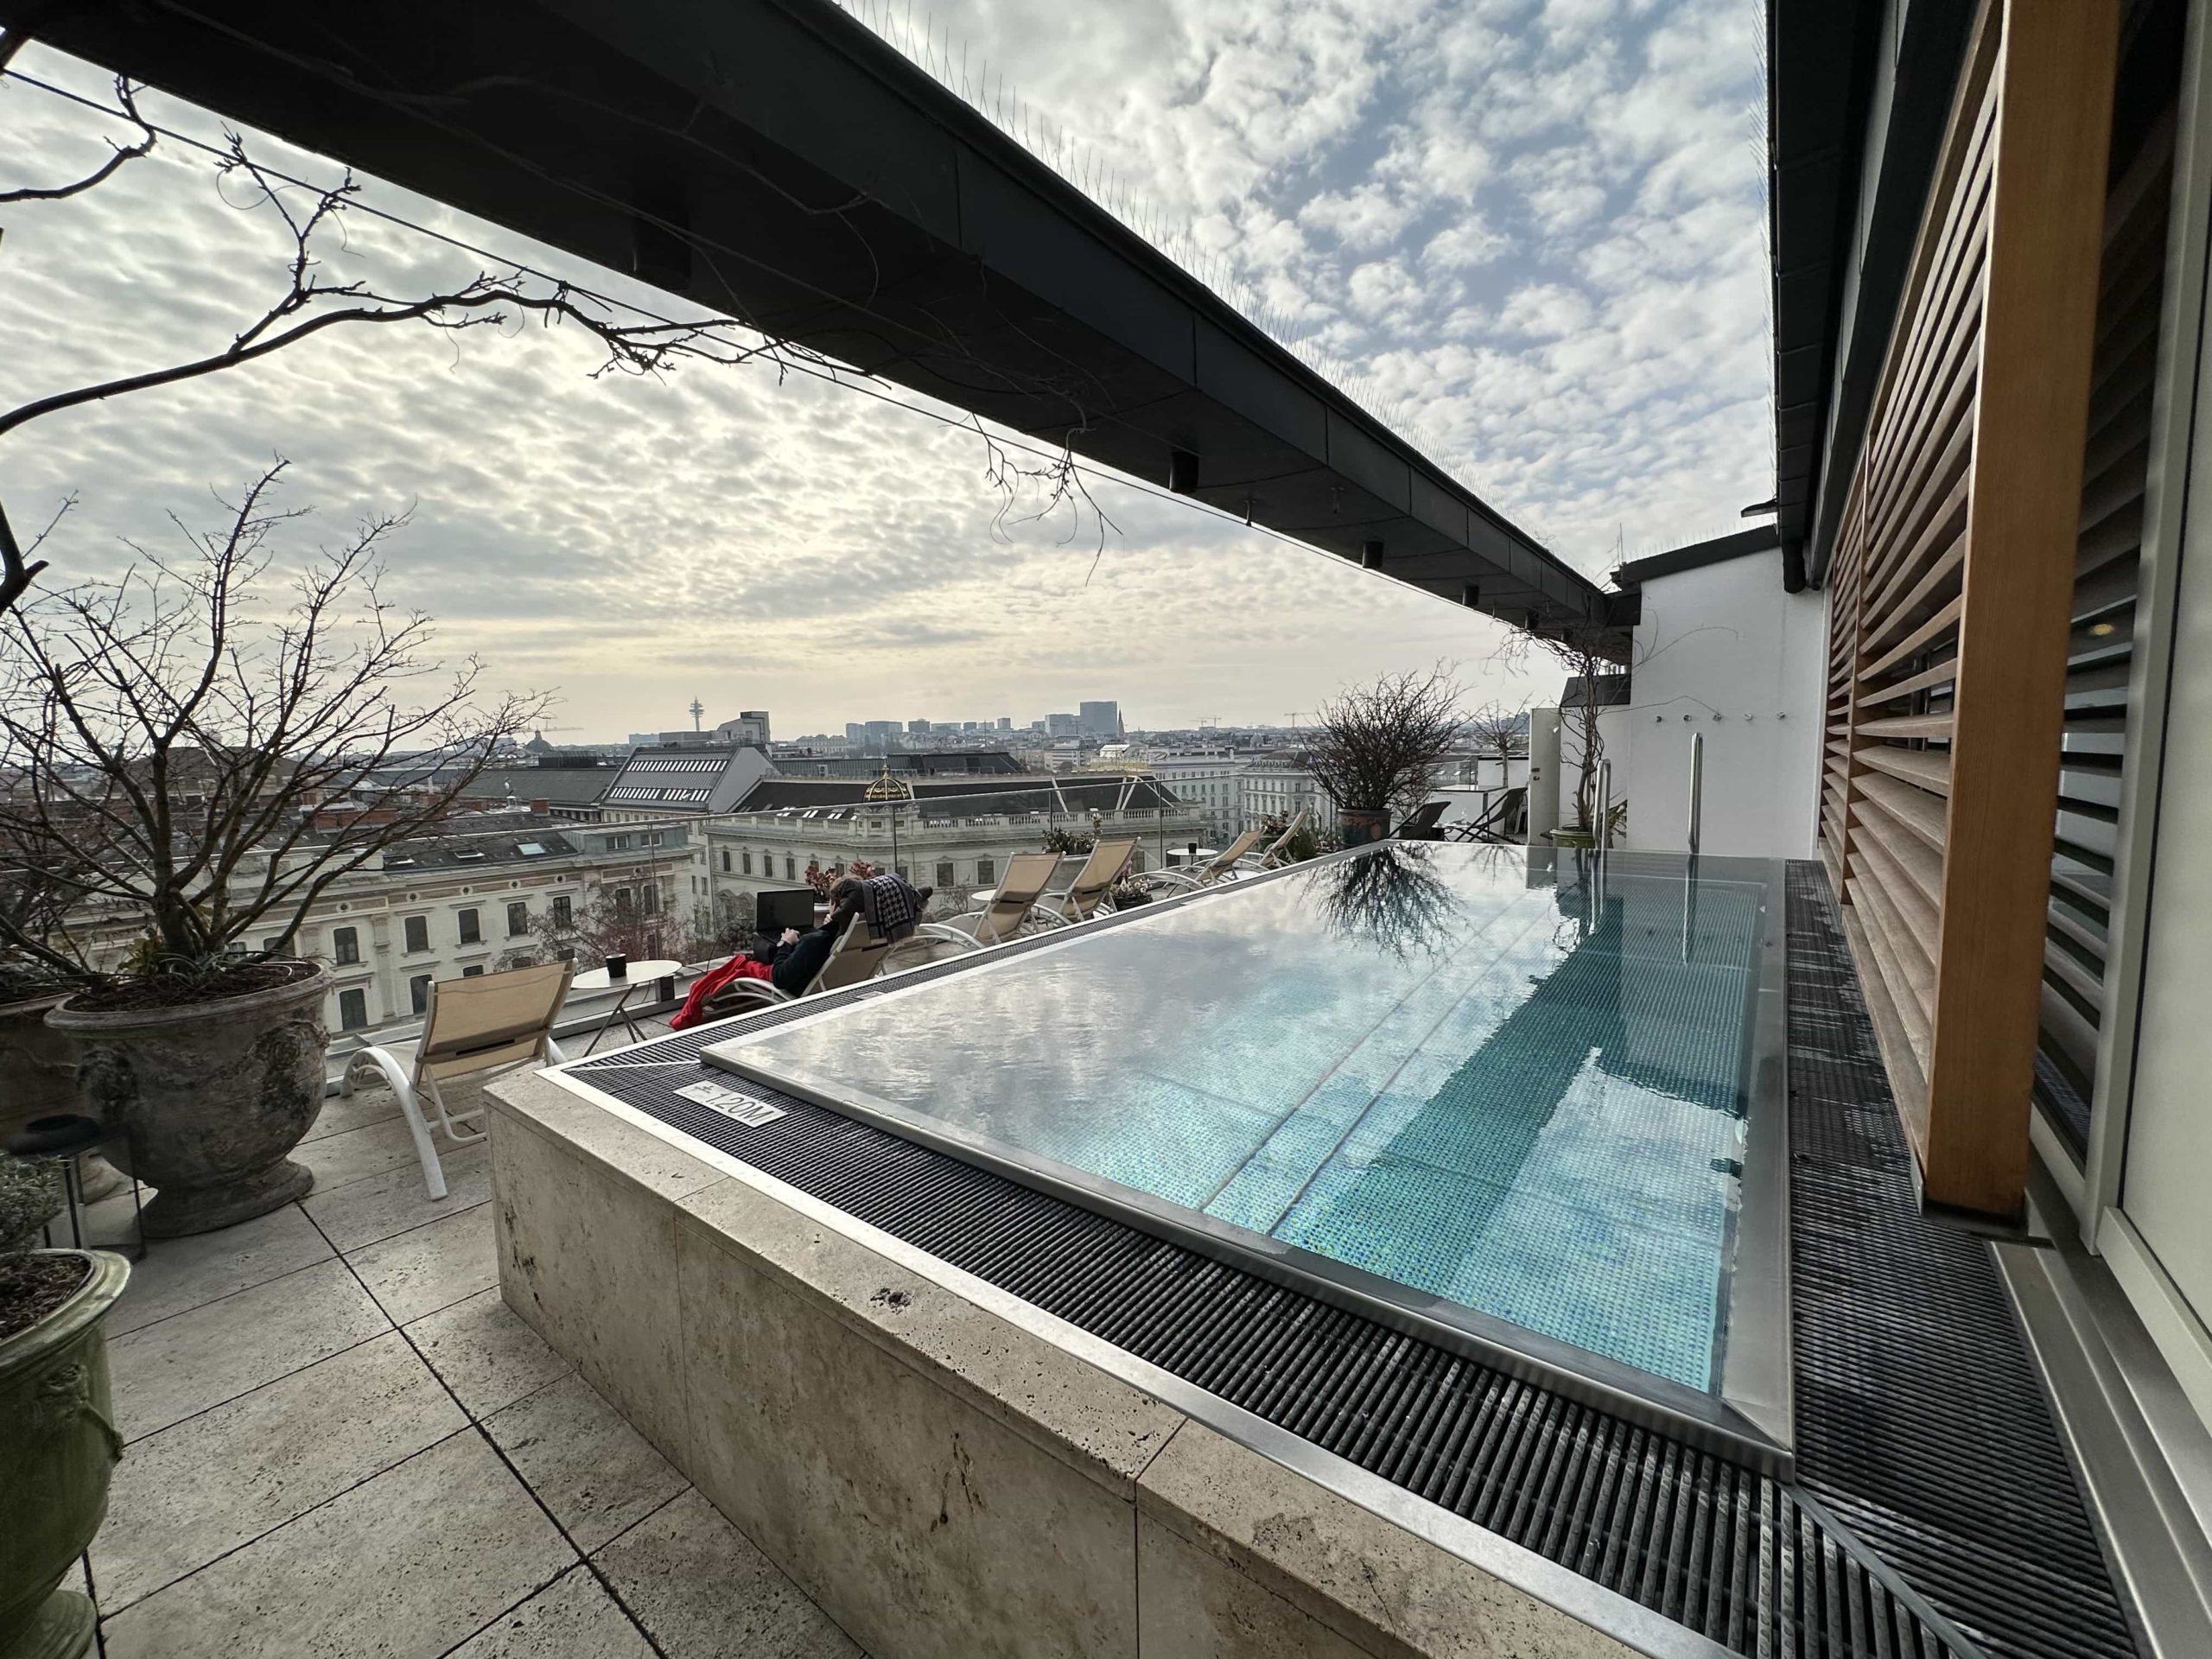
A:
[
  {"left": 0, "top": 1158, "right": 129, "bottom": 1659},
  {"left": 0, "top": 464, "right": 544, "bottom": 1236},
  {"left": 1305, "top": 666, "right": 1465, "bottom": 848},
  {"left": 1105, "top": 877, "right": 1152, "bottom": 911}
]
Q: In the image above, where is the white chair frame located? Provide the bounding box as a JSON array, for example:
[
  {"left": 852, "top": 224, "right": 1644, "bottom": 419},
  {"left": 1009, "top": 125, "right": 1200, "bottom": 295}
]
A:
[{"left": 339, "top": 964, "right": 570, "bottom": 1201}]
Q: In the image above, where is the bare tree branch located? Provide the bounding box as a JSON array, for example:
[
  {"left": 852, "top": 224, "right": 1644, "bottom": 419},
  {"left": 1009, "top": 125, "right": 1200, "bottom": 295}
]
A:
[
  {"left": 0, "top": 463, "right": 550, "bottom": 985},
  {"left": 0, "top": 119, "right": 818, "bottom": 618},
  {"left": 0, "top": 77, "right": 155, "bottom": 202},
  {"left": 1303, "top": 665, "right": 1465, "bottom": 820}
]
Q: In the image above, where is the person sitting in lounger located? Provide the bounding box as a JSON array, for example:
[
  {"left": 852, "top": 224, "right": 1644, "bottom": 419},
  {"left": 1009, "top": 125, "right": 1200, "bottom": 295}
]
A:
[{"left": 671, "top": 874, "right": 932, "bottom": 1028}]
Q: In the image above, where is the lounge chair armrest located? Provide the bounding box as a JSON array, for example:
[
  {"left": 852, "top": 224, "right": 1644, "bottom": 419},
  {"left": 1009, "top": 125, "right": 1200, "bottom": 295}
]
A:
[
  {"left": 341, "top": 1043, "right": 415, "bottom": 1101},
  {"left": 914, "top": 923, "right": 988, "bottom": 952},
  {"left": 1140, "top": 869, "right": 1204, "bottom": 892},
  {"left": 702, "top": 979, "right": 792, "bottom": 1014}
]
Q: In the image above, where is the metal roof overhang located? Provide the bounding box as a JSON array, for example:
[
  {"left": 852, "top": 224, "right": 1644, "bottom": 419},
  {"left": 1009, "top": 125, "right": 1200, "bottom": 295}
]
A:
[
  {"left": 5, "top": 0, "right": 1629, "bottom": 652},
  {"left": 1766, "top": 0, "right": 1975, "bottom": 588}
]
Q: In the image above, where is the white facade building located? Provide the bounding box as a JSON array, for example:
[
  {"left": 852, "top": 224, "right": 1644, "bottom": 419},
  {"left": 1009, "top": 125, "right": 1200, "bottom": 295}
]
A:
[
  {"left": 702, "top": 775, "right": 1207, "bottom": 928},
  {"left": 303, "top": 818, "right": 706, "bottom": 1034},
  {"left": 1240, "top": 759, "right": 1338, "bottom": 836},
  {"left": 1145, "top": 751, "right": 1249, "bottom": 842}
]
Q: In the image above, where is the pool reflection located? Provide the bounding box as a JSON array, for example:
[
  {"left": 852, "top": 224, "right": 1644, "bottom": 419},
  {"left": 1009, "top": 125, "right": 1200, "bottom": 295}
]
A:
[{"left": 715, "top": 844, "right": 1770, "bottom": 1391}]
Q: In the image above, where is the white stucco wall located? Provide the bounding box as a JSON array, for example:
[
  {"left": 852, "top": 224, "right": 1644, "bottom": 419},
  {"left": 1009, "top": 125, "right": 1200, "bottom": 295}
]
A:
[{"left": 1623, "top": 554, "right": 1827, "bottom": 860}]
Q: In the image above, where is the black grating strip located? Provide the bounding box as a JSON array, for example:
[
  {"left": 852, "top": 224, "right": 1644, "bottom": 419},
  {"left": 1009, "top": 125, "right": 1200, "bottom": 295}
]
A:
[
  {"left": 1784, "top": 865, "right": 2138, "bottom": 1659},
  {"left": 563, "top": 867, "right": 2133, "bottom": 1659}
]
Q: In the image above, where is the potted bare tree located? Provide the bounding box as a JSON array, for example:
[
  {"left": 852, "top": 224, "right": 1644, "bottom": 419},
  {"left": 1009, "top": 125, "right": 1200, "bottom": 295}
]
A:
[
  {"left": 0, "top": 464, "right": 544, "bottom": 1236},
  {"left": 0, "top": 1158, "right": 129, "bottom": 1659},
  {"left": 1305, "top": 667, "right": 1465, "bottom": 846}
]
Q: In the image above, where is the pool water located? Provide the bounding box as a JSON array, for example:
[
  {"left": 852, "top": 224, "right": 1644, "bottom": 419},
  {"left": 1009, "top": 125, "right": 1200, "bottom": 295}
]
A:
[{"left": 709, "top": 844, "right": 1774, "bottom": 1395}]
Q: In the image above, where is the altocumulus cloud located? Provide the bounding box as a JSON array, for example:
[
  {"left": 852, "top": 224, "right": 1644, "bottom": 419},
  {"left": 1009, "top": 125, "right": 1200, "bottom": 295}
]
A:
[{"left": 0, "top": 0, "right": 1766, "bottom": 737}]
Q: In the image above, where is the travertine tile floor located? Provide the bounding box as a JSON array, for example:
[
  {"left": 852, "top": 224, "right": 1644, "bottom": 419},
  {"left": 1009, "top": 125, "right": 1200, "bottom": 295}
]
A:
[{"left": 68, "top": 1034, "right": 868, "bottom": 1659}]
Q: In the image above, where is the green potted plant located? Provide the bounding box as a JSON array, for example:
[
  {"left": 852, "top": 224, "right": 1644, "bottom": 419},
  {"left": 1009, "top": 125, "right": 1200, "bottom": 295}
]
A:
[
  {"left": 1, "top": 465, "right": 544, "bottom": 1236},
  {"left": 1104, "top": 876, "right": 1152, "bottom": 911},
  {"left": 1304, "top": 667, "right": 1465, "bottom": 847},
  {"left": 0, "top": 1157, "right": 129, "bottom": 1659}
]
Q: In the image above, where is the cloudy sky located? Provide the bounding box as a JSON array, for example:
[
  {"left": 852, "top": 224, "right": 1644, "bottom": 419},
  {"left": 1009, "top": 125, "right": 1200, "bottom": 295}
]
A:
[{"left": 0, "top": 0, "right": 1769, "bottom": 740}]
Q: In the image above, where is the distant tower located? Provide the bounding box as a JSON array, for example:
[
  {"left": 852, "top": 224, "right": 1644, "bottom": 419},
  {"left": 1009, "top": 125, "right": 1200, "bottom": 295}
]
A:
[{"left": 689, "top": 698, "right": 704, "bottom": 733}]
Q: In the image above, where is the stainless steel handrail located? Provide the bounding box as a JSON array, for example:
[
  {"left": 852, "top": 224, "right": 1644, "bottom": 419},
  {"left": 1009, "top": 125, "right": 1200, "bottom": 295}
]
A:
[{"left": 1688, "top": 732, "right": 1704, "bottom": 857}]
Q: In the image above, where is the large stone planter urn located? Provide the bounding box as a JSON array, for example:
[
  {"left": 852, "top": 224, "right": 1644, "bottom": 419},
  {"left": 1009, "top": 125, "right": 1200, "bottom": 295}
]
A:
[
  {"left": 48, "top": 965, "right": 332, "bottom": 1237},
  {"left": 1338, "top": 807, "right": 1391, "bottom": 846},
  {"left": 0, "top": 1249, "right": 130, "bottom": 1659}
]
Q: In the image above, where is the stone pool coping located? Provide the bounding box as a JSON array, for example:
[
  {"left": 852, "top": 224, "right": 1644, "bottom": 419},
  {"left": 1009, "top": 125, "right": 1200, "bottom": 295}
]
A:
[{"left": 486, "top": 1064, "right": 1730, "bottom": 1659}]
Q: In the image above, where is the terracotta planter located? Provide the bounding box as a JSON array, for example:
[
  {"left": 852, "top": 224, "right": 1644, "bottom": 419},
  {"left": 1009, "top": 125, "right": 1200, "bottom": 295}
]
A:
[
  {"left": 1339, "top": 808, "right": 1392, "bottom": 847},
  {"left": 48, "top": 965, "right": 332, "bottom": 1237},
  {"left": 0, "top": 1249, "right": 130, "bottom": 1659}
]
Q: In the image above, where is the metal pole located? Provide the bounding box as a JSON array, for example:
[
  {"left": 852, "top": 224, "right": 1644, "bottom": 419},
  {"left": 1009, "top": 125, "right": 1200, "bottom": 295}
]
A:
[
  {"left": 1596, "top": 759, "right": 1612, "bottom": 851},
  {"left": 1687, "top": 732, "right": 1704, "bottom": 857}
]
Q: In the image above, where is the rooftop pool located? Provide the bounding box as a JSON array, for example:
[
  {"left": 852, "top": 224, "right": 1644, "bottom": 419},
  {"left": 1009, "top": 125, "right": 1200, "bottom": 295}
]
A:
[{"left": 704, "top": 842, "right": 1790, "bottom": 1465}]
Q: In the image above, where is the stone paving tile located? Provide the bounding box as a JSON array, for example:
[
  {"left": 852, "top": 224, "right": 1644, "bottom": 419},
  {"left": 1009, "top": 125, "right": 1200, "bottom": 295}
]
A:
[
  {"left": 92, "top": 1330, "right": 464, "bottom": 1611},
  {"left": 105, "top": 1257, "right": 391, "bottom": 1442},
  {"left": 445, "top": 1566, "right": 656, "bottom": 1658},
  {"left": 345, "top": 1202, "right": 498, "bottom": 1325},
  {"left": 301, "top": 1083, "right": 404, "bottom": 1144},
  {"left": 99, "top": 1430, "right": 576, "bottom": 1659},
  {"left": 106, "top": 1203, "right": 334, "bottom": 1338},
  {"left": 77, "top": 1185, "right": 152, "bottom": 1251},
  {"left": 302, "top": 1140, "right": 489, "bottom": 1251},
  {"left": 404, "top": 1287, "right": 574, "bottom": 1421},
  {"left": 295, "top": 1115, "right": 426, "bottom": 1194},
  {"left": 594, "top": 1489, "right": 862, "bottom": 1659},
  {"left": 486, "top": 1373, "right": 690, "bottom": 1554}
]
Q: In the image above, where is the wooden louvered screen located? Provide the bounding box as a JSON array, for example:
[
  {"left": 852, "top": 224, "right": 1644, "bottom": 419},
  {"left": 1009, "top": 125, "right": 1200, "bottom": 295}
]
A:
[
  {"left": 1815, "top": 0, "right": 2120, "bottom": 1217},
  {"left": 2035, "top": 108, "right": 2176, "bottom": 1156}
]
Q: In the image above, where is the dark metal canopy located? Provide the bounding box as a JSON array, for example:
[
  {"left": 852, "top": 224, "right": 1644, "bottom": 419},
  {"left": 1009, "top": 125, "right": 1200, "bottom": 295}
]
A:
[
  {"left": 1766, "top": 0, "right": 1975, "bottom": 588},
  {"left": 1610, "top": 523, "right": 1780, "bottom": 591},
  {"left": 6, "top": 0, "right": 1629, "bottom": 649}
]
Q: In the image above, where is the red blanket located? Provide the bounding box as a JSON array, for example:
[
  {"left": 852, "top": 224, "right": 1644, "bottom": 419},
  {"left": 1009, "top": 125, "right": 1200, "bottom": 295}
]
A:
[{"left": 669, "top": 953, "right": 773, "bottom": 1030}]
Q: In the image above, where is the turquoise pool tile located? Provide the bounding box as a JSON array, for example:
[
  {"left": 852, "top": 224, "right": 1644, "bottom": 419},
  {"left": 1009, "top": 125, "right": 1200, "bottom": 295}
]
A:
[
  {"left": 1202, "top": 1109, "right": 1355, "bottom": 1230},
  {"left": 1276, "top": 1156, "right": 1725, "bottom": 1389}
]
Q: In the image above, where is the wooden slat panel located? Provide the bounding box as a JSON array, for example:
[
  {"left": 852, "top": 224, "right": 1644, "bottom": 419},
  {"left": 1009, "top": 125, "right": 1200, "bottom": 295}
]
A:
[
  {"left": 1856, "top": 833, "right": 1942, "bottom": 953},
  {"left": 1845, "top": 909, "right": 1931, "bottom": 1142},
  {"left": 1866, "top": 526, "right": 1968, "bottom": 653},
  {"left": 1862, "top": 658, "right": 1961, "bottom": 703},
  {"left": 1856, "top": 745, "right": 1954, "bottom": 796},
  {"left": 1859, "top": 595, "right": 1966, "bottom": 681},
  {"left": 1853, "top": 801, "right": 1947, "bottom": 910},
  {"left": 1859, "top": 773, "right": 1950, "bottom": 853},
  {"left": 1851, "top": 858, "right": 1937, "bottom": 1027},
  {"left": 1858, "top": 713, "right": 1956, "bottom": 740},
  {"left": 1866, "top": 474, "right": 1970, "bottom": 623},
  {"left": 1863, "top": 97, "right": 2000, "bottom": 505}
]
